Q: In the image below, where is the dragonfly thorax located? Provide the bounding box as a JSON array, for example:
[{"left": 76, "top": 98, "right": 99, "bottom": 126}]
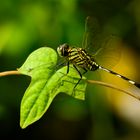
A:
[
  {"left": 57, "top": 43, "right": 99, "bottom": 71},
  {"left": 57, "top": 43, "right": 69, "bottom": 57}
]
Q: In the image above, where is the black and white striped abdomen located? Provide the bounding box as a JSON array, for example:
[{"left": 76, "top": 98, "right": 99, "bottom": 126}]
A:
[{"left": 99, "top": 66, "right": 140, "bottom": 88}]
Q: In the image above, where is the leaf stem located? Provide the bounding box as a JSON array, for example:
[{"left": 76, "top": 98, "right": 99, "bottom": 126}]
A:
[
  {"left": 0, "top": 70, "right": 21, "bottom": 77},
  {"left": 87, "top": 79, "right": 140, "bottom": 101}
]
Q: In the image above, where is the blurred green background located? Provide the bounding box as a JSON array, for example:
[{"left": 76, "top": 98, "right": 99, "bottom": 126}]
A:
[{"left": 1, "top": 0, "right": 140, "bottom": 140}]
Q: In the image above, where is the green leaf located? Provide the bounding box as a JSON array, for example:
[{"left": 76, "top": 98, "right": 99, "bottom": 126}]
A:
[{"left": 18, "top": 47, "right": 87, "bottom": 129}]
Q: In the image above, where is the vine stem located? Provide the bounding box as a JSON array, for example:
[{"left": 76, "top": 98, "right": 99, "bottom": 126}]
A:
[
  {"left": 0, "top": 70, "right": 139, "bottom": 101},
  {"left": 87, "top": 79, "right": 140, "bottom": 101},
  {"left": 0, "top": 70, "right": 20, "bottom": 77}
]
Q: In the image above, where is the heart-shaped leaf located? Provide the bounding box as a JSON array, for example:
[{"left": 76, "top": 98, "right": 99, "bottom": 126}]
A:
[{"left": 18, "top": 47, "right": 87, "bottom": 128}]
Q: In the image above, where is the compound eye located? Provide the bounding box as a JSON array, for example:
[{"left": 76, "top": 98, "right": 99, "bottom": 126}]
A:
[
  {"left": 62, "top": 44, "right": 69, "bottom": 56},
  {"left": 57, "top": 43, "right": 69, "bottom": 57}
]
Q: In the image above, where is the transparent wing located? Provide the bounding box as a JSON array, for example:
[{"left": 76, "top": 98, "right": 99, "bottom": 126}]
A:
[
  {"left": 82, "top": 16, "right": 122, "bottom": 69},
  {"left": 82, "top": 16, "right": 101, "bottom": 54}
]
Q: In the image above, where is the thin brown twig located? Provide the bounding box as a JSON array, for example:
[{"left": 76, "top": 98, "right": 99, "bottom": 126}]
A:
[
  {"left": 0, "top": 70, "right": 21, "bottom": 77},
  {"left": 87, "top": 80, "right": 140, "bottom": 101},
  {"left": 0, "top": 70, "right": 140, "bottom": 101}
]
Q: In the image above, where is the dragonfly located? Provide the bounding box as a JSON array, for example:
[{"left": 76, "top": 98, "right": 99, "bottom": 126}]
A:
[{"left": 57, "top": 16, "right": 140, "bottom": 91}]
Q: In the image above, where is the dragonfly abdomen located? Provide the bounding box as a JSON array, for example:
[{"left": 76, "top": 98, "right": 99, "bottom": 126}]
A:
[{"left": 99, "top": 66, "right": 140, "bottom": 88}]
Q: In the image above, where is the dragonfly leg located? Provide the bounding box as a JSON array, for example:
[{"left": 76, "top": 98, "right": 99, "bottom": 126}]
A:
[
  {"left": 72, "top": 65, "right": 87, "bottom": 96},
  {"left": 67, "top": 61, "right": 70, "bottom": 74}
]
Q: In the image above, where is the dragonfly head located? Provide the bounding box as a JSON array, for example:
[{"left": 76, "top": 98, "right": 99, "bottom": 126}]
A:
[{"left": 57, "top": 43, "right": 69, "bottom": 57}]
